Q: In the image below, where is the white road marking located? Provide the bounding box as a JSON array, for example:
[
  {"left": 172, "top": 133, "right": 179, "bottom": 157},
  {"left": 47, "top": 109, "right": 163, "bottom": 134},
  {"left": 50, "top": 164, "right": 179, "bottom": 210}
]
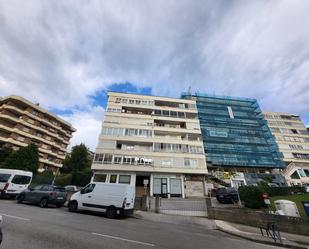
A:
[
  {"left": 92, "top": 232, "right": 155, "bottom": 247},
  {"left": 0, "top": 212, "right": 30, "bottom": 221}
]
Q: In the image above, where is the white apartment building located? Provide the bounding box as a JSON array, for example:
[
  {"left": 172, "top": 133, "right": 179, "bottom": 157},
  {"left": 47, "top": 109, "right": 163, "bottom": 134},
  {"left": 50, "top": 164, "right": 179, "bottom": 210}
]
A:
[
  {"left": 264, "top": 112, "right": 309, "bottom": 186},
  {"left": 91, "top": 92, "right": 208, "bottom": 198}
]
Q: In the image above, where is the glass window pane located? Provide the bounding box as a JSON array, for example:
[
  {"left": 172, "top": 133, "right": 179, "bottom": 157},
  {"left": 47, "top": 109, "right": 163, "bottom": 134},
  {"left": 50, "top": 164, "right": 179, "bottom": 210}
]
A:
[
  {"left": 110, "top": 175, "right": 117, "bottom": 183},
  {"left": 119, "top": 175, "right": 131, "bottom": 184}
]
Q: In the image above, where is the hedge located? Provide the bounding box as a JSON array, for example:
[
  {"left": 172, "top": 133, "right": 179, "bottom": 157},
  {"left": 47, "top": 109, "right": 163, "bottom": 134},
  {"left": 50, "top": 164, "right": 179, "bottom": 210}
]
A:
[
  {"left": 239, "top": 186, "right": 267, "bottom": 209},
  {"left": 239, "top": 185, "right": 307, "bottom": 209}
]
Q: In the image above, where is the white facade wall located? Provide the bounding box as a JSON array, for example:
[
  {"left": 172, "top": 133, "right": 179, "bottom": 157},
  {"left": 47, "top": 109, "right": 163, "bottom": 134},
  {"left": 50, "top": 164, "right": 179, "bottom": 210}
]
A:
[
  {"left": 264, "top": 112, "right": 309, "bottom": 186},
  {"left": 91, "top": 92, "right": 208, "bottom": 198}
]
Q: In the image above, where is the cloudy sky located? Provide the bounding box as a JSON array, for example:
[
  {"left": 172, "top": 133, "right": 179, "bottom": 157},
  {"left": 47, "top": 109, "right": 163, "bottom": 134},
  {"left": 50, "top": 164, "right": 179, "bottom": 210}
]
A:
[{"left": 1, "top": 0, "right": 309, "bottom": 150}]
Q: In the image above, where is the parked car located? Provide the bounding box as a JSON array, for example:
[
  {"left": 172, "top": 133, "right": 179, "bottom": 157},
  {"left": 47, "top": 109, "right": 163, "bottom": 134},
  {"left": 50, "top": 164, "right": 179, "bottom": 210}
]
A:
[
  {"left": 68, "top": 182, "right": 135, "bottom": 218},
  {"left": 216, "top": 187, "right": 239, "bottom": 204},
  {"left": 17, "top": 184, "right": 67, "bottom": 208},
  {"left": 0, "top": 215, "right": 2, "bottom": 245},
  {"left": 64, "top": 185, "right": 78, "bottom": 192},
  {"left": 0, "top": 169, "right": 33, "bottom": 198}
]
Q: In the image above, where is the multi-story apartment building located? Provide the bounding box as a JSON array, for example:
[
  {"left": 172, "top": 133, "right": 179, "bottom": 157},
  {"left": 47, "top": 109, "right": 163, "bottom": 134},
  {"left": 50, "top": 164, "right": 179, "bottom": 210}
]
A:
[
  {"left": 182, "top": 93, "right": 285, "bottom": 187},
  {"left": 0, "top": 95, "right": 76, "bottom": 172},
  {"left": 264, "top": 112, "right": 309, "bottom": 186},
  {"left": 91, "top": 92, "right": 208, "bottom": 198}
]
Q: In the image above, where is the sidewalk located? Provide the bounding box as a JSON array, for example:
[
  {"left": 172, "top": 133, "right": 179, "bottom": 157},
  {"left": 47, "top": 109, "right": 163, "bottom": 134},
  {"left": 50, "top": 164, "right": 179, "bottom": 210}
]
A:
[
  {"left": 134, "top": 210, "right": 309, "bottom": 249},
  {"left": 215, "top": 220, "right": 309, "bottom": 249}
]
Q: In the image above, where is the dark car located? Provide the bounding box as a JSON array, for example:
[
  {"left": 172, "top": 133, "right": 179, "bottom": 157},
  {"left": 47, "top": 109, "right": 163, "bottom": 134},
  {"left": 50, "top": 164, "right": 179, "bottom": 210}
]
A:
[
  {"left": 216, "top": 187, "right": 239, "bottom": 204},
  {"left": 16, "top": 184, "right": 67, "bottom": 208}
]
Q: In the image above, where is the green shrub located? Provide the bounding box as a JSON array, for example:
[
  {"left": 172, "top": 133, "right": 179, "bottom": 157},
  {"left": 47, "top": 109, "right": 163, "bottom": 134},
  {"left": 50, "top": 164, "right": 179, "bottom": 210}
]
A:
[
  {"left": 55, "top": 173, "right": 72, "bottom": 186},
  {"left": 239, "top": 186, "right": 266, "bottom": 209}
]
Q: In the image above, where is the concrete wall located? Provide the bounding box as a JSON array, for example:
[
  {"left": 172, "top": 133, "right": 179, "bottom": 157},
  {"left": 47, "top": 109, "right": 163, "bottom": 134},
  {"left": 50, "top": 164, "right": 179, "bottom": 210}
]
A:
[{"left": 206, "top": 199, "right": 309, "bottom": 236}]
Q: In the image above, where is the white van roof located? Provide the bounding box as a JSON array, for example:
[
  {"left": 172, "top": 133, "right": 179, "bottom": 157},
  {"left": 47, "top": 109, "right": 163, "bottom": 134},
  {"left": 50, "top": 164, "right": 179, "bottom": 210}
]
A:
[{"left": 0, "top": 169, "right": 33, "bottom": 176}]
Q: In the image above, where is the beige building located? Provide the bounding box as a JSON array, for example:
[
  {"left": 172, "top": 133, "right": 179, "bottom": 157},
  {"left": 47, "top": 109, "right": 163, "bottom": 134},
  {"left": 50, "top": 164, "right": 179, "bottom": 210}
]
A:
[
  {"left": 91, "top": 92, "right": 208, "bottom": 198},
  {"left": 0, "top": 95, "right": 76, "bottom": 172},
  {"left": 264, "top": 112, "right": 309, "bottom": 186}
]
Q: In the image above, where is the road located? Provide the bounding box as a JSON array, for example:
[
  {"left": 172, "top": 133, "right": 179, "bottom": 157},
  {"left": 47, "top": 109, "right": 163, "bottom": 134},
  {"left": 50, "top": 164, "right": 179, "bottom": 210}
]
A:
[{"left": 0, "top": 200, "right": 281, "bottom": 249}]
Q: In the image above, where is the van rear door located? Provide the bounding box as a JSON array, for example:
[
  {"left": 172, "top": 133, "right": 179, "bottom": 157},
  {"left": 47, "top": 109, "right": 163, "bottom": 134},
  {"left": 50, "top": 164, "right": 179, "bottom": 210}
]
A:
[
  {"left": 0, "top": 173, "right": 11, "bottom": 191},
  {"left": 10, "top": 175, "right": 32, "bottom": 194}
]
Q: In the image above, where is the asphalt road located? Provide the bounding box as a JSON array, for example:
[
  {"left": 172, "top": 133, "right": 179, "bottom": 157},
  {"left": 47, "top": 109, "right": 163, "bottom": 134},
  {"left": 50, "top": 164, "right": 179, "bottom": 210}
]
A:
[{"left": 0, "top": 199, "right": 281, "bottom": 249}]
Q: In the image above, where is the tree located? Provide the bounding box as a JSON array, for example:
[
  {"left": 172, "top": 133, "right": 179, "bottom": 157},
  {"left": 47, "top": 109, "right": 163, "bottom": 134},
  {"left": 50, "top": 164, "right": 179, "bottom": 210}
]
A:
[
  {"left": 60, "top": 143, "right": 92, "bottom": 186},
  {"left": 61, "top": 143, "right": 92, "bottom": 173},
  {"left": 3, "top": 144, "right": 39, "bottom": 173},
  {"left": 0, "top": 143, "right": 12, "bottom": 167}
]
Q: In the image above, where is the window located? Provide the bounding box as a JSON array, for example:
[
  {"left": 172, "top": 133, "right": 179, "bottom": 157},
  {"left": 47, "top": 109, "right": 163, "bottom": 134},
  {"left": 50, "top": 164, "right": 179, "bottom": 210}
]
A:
[
  {"left": 170, "top": 111, "right": 177, "bottom": 117},
  {"left": 110, "top": 175, "right": 117, "bottom": 183},
  {"left": 129, "top": 99, "right": 134, "bottom": 104},
  {"left": 94, "top": 153, "right": 103, "bottom": 162},
  {"left": 93, "top": 174, "right": 107, "bottom": 182},
  {"left": 154, "top": 110, "right": 161, "bottom": 115},
  {"left": 163, "top": 110, "right": 169, "bottom": 116},
  {"left": 11, "top": 175, "right": 31, "bottom": 185},
  {"left": 115, "top": 98, "right": 121, "bottom": 103},
  {"left": 121, "top": 98, "right": 127, "bottom": 103},
  {"left": 0, "top": 173, "right": 11, "bottom": 182},
  {"left": 178, "top": 112, "right": 185, "bottom": 118},
  {"left": 119, "top": 175, "right": 131, "bottom": 184},
  {"left": 291, "top": 129, "right": 298, "bottom": 134},
  {"left": 82, "top": 183, "right": 95, "bottom": 194},
  {"left": 113, "top": 156, "right": 122, "bottom": 164},
  {"left": 103, "top": 154, "right": 113, "bottom": 163},
  {"left": 135, "top": 100, "right": 141, "bottom": 105},
  {"left": 184, "top": 159, "right": 198, "bottom": 168},
  {"left": 123, "top": 156, "right": 134, "bottom": 164}
]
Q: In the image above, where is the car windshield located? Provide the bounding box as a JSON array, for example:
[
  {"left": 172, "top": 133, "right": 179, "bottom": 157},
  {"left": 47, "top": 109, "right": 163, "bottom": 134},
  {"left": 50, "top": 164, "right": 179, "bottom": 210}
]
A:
[
  {"left": 227, "top": 188, "right": 237, "bottom": 193},
  {"left": 0, "top": 173, "right": 11, "bottom": 182}
]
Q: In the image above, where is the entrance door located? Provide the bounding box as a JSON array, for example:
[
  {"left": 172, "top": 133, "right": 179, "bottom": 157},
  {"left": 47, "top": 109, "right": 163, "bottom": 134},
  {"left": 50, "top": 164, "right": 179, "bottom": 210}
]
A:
[{"left": 153, "top": 178, "right": 168, "bottom": 198}]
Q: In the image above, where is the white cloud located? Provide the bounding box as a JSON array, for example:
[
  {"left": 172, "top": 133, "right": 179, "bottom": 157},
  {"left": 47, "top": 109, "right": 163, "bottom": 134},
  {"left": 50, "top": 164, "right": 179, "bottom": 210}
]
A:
[
  {"left": 0, "top": 0, "right": 309, "bottom": 147},
  {"left": 60, "top": 106, "right": 105, "bottom": 151}
]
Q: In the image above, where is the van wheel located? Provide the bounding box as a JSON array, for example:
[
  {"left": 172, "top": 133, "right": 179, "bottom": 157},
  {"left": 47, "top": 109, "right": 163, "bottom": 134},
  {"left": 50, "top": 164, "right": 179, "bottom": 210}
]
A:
[
  {"left": 106, "top": 207, "right": 117, "bottom": 219},
  {"left": 39, "top": 198, "right": 48, "bottom": 208},
  {"left": 68, "top": 201, "right": 78, "bottom": 212},
  {"left": 17, "top": 194, "right": 25, "bottom": 204}
]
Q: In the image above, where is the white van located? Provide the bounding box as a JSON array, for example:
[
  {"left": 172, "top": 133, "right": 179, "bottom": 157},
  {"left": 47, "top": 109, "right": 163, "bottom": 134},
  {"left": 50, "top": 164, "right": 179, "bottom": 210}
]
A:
[
  {"left": 68, "top": 182, "right": 135, "bottom": 218},
  {"left": 0, "top": 169, "right": 33, "bottom": 198}
]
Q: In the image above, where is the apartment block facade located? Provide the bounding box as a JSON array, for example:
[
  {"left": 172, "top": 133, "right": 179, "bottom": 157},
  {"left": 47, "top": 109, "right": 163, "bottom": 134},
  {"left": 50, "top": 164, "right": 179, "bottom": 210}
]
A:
[
  {"left": 182, "top": 93, "right": 285, "bottom": 187},
  {"left": 264, "top": 112, "right": 309, "bottom": 186},
  {"left": 0, "top": 95, "right": 76, "bottom": 171},
  {"left": 91, "top": 92, "right": 208, "bottom": 198}
]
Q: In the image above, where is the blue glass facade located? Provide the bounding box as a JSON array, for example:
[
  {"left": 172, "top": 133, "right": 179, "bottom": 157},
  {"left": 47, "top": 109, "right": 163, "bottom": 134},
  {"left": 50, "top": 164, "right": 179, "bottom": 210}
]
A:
[{"left": 182, "top": 93, "right": 284, "bottom": 169}]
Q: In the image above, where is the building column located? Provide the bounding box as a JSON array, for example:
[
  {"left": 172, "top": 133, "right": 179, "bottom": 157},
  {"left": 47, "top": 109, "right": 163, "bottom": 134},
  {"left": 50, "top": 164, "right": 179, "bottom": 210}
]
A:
[
  {"left": 181, "top": 175, "right": 185, "bottom": 198},
  {"left": 150, "top": 174, "right": 154, "bottom": 197}
]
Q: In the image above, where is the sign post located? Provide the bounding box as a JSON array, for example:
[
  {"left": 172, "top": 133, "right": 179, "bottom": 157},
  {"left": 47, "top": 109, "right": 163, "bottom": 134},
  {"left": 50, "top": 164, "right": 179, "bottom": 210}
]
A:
[{"left": 262, "top": 192, "right": 271, "bottom": 213}]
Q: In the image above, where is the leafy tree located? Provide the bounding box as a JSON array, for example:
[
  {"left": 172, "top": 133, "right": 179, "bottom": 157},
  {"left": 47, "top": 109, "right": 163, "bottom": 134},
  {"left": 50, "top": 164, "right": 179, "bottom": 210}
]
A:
[
  {"left": 0, "top": 144, "right": 12, "bottom": 167},
  {"left": 3, "top": 144, "right": 39, "bottom": 173},
  {"left": 61, "top": 143, "right": 91, "bottom": 173}
]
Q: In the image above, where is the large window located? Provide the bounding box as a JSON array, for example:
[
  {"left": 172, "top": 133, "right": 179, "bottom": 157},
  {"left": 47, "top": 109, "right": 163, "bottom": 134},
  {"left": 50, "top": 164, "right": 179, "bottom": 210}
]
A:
[
  {"left": 93, "top": 174, "right": 107, "bottom": 182},
  {"left": 184, "top": 159, "right": 198, "bottom": 168},
  {"left": 103, "top": 154, "right": 113, "bottom": 163},
  {"left": 119, "top": 175, "right": 131, "bottom": 184},
  {"left": 110, "top": 175, "right": 117, "bottom": 183}
]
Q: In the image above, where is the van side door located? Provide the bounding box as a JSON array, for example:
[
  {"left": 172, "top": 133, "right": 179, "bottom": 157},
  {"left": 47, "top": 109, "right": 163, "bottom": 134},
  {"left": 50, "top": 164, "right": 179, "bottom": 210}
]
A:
[{"left": 79, "top": 184, "right": 96, "bottom": 210}]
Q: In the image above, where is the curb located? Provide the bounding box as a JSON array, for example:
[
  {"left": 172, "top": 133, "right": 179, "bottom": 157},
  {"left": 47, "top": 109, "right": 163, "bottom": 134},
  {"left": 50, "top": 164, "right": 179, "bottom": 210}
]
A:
[{"left": 216, "top": 226, "right": 308, "bottom": 249}]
